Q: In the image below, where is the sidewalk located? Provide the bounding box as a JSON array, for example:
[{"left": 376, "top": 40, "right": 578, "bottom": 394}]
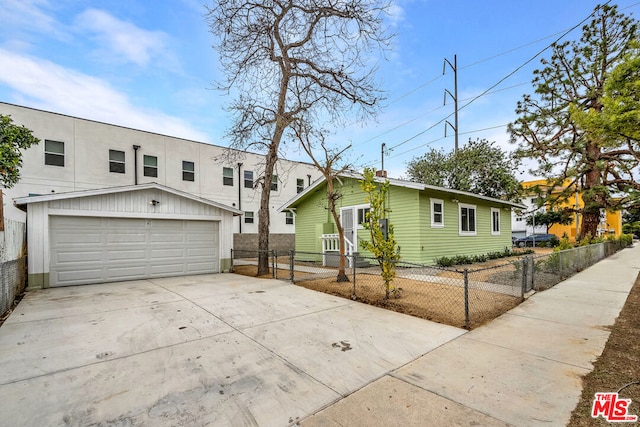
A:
[{"left": 299, "top": 243, "right": 640, "bottom": 426}]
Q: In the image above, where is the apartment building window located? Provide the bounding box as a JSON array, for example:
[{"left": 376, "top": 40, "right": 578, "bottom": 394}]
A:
[
  {"left": 223, "top": 167, "right": 234, "bottom": 186},
  {"left": 244, "top": 170, "right": 254, "bottom": 188},
  {"left": 143, "top": 155, "right": 158, "bottom": 177},
  {"left": 270, "top": 175, "right": 278, "bottom": 191},
  {"left": 182, "top": 161, "right": 195, "bottom": 182},
  {"left": 44, "top": 140, "right": 65, "bottom": 167},
  {"left": 285, "top": 211, "right": 294, "bottom": 225},
  {"left": 491, "top": 208, "right": 500, "bottom": 235},
  {"left": 109, "top": 150, "right": 125, "bottom": 173},
  {"left": 459, "top": 203, "right": 477, "bottom": 235},
  {"left": 296, "top": 178, "right": 304, "bottom": 193},
  {"left": 244, "top": 211, "right": 254, "bottom": 224}
]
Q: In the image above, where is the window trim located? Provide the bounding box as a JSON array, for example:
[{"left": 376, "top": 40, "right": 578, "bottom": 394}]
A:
[
  {"left": 270, "top": 175, "right": 278, "bottom": 192},
  {"left": 491, "top": 208, "right": 501, "bottom": 235},
  {"left": 182, "top": 161, "right": 195, "bottom": 182},
  {"left": 109, "top": 149, "right": 126, "bottom": 174},
  {"left": 285, "top": 211, "right": 294, "bottom": 225},
  {"left": 143, "top": 155, "right": 158, "bottom": 178},
  {"left": 296, "top": 178, "right": 304, "bottom": 194},
  {"left": 44, "top": 140, "right": 65, "bottom": 167},
  {"left": 223, "top": 167, "right": 234, "bottom": 186},
  {"left": 244, "top": 211, "right": 254, "bottom": 224},
  {"left": 430, "top": 198, "right": 444, "bottom": 228},
  {"left": 355, "top": 204, "right": 371, "bottom": 229},
  {"left": 244, "top": 170, "right": 254, "bottom": 189},
  {"left": 459, "top": 203, "right": 477, "bottom": 236}
]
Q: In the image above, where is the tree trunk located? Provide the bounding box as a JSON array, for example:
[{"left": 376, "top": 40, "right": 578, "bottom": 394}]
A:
[
  {"left": 257, "top": 129, "right": 283, "bottom": 276},
  {"left": 326, "top": 178, "right": 349, "bottom": 282},
  {"left": 579, "top": 142, "right": 603, "bottom": 240}
]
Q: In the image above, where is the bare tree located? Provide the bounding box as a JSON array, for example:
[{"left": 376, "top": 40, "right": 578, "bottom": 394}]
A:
[
  {"left": 205, "top": 0, "right": 393, "bottom": 275},
  {"left": 294, "top": 123, "right": 353, "bottom": 282}
]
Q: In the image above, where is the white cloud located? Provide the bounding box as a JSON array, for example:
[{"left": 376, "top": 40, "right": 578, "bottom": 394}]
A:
[
  {"left": 387, "top": 1, "right": 405, "bottom": 27},
  {"left": 0, "top": 48, "right": 211, "bottom": 142},
  {"left": 73, "top": 8, "right": 170, "bottom": 67},
  {"left": 0, "top": 0, "right": 66, "bottom": 40}
]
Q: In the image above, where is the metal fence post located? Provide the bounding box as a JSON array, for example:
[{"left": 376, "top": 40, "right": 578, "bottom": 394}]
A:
[
  {"left": 464, "top": 268, "right": 470, "bottom": 329},
  {"left": 521, "top": 257, "right": 528, "bottom": 294},
  {"left": 271, "top": 250, "right": 276, "bottom": 279},
  {"left": 352, "top": 254, "right": 357, "bottom": 299},
  {"left": 230, "top": 248, "right": 234, "bottom": 272},
  {"left": 289, "top": 250, "right": 295, "bottom": 282},
  {"left": 529, "top": 255, "right": 536, "bottom": 289}
]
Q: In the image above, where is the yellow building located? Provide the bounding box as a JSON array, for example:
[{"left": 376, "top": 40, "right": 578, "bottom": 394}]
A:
[{"left": 520, "top": 179, "right": 623, "bottom": 241}]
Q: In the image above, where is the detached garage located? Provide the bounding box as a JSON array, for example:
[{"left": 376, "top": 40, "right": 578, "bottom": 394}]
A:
[{"left": 14, "top": 183, "right": 241, "bottom": 288}]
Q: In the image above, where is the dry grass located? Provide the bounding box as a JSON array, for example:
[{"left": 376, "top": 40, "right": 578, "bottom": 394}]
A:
[{"left": 568, "top": 274, "right": 640, "bottom": 426}]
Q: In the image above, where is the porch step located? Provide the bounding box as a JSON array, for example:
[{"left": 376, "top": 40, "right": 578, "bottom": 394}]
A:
[{"left": 324, "top": 252, "right": 371, "bottom": 268}]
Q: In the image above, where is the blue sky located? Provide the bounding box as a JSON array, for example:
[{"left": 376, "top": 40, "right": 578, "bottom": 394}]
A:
[{"left": 1, "top": 0, "right": 638, "bottom": 179}]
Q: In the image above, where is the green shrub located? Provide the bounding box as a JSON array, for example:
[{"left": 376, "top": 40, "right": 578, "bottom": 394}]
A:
[{"left": 435, "top": 256, "right": 454, "bottom": 267}]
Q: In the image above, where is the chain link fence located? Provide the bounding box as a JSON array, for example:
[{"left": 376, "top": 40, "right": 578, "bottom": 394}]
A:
[
  {"left": 231, "top": 240, "right": 630, "bottom": 329},
  {"left": 1, "top": 257, "right": 27, "bottom": 319}
]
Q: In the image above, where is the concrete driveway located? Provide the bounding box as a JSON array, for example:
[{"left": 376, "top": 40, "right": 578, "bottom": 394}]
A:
[{"left": 0, "top": 274, "right": 465, "bottom": 426}]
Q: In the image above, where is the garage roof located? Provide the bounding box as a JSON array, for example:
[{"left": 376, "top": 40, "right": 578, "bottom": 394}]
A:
[{"left": 13, "top": 182, "right": 243, "bottom": 215}]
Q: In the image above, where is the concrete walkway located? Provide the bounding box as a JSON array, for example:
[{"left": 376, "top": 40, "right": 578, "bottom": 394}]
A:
[
  {"left": 300, "top": 243, "right": 640, "bottom": 426},
  {"left": 0, "top": 273, "right": 465, "bottom": 426}
]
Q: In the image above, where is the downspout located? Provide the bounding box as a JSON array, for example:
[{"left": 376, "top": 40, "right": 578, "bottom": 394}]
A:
[
  {"left": 238, "top": 163, "right": 243, "bottom": 233},
  {"left": 133, "top": 145, "right": 140, "bottom": 185}
]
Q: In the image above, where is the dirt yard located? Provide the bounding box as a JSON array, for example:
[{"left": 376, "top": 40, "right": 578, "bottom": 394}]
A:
[{"left": 294, "top": 273, "right": 520, "bottom": 329}]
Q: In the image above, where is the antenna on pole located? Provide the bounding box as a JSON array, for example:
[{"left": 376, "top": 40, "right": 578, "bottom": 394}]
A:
[{"left": 443, "top": 54, "right": 459, "bottom": 153}]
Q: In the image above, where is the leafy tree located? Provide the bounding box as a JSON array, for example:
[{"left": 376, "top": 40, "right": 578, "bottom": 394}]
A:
[
  {"left": 509, "top": 4, "right": 639, "bottom": 239},
  {"left": 525, "top": 209, "right": 574, "bottom": 233},
  {"left": 405, "top": 138, "right": 521, "bottom": 201},
  {"left": 0, "top": 115, "right": 40, "bottom": 230},
  {"left": 359, "top": 167, "right": 401, "bottom": 299},
  {"left": 0, "top": 114, "right": 39, "bottom": 188},
  {"left": 205, "top": 0, "right": 393, "bottom": 275}
]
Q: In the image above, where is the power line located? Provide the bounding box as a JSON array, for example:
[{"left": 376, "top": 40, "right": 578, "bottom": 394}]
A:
[{"left": 384, "top": 1, "right": 611, "bottom": 156}]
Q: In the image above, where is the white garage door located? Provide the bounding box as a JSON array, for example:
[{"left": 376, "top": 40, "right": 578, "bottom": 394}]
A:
[{"left": 49, "top": 216, "right": 219, "bottom": 287}]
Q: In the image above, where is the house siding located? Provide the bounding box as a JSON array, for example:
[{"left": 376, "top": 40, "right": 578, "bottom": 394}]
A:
[{"left": 292, "top": 178, "right": 515, "bottom": 266}]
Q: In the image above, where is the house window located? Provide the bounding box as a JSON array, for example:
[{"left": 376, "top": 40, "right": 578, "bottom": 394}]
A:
[
  {"left": 491, "top": 208, "right": 500, "bottom": 235},
  {"left": 182, "top": 161, "right": 195, "bottom": 182},
  {"left": 223, "top": 167, "right": 234, "bottom": 186},
  {"left": 297, "top": 178, "right": 304, "bottom": 193},
  {"left": 109, "top": 149, "right": 125, "bottom": 173},
  {"left": 516, "top": 216, "right": 523, "bottom": 222},
  {"left": 459, "top": 203, "right": 477, "bottom": 235},
  {"left": 143, "top": 155, "right": 158, "bottom": 177},
  {"left": 285, "top": 211, "right": 294, "bottom": 225},
  {"left": 244, "top": 170, "right": 254, "bottom": 189},
  {"left": 44, "top": 140, "right": 65, "bottom": 167},
  {"left": 431, "top": 198, "right": 444, "bottom": 228},
  {"left": 244, "top": 211, "right": 254, "bottom": 224},
  {"left": 357, "top": 207, "right": 371, "bottom": 227},
  {"left": 270, "top": 175, "right": 278, "bottom": 191}
]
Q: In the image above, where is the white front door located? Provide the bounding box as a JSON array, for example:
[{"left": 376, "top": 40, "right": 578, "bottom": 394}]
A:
[{"left": 341, "top": 208, "right": 354, "bottom": 246}]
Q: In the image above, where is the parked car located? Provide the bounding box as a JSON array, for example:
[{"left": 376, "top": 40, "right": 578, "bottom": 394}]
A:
[{"left": 514, "top": 234, "right": 558, "bottom": 247}]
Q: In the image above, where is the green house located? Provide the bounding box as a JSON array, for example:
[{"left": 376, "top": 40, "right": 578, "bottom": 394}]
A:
[{"left": 278, "top": 174, "right": 526, "bottom": 265}]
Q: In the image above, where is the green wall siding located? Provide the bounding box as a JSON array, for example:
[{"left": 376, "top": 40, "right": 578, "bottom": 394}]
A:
[{"left": 292, "top": 179, "right": 513, "bottom": 265}]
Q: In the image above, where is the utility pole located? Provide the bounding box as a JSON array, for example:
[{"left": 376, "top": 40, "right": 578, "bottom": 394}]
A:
[
  {"left": 381, "top": 142, "right": 385, "bottom": 174},
  {"left": 443, "top": 54, "right": 459, "bottom": 153}
]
